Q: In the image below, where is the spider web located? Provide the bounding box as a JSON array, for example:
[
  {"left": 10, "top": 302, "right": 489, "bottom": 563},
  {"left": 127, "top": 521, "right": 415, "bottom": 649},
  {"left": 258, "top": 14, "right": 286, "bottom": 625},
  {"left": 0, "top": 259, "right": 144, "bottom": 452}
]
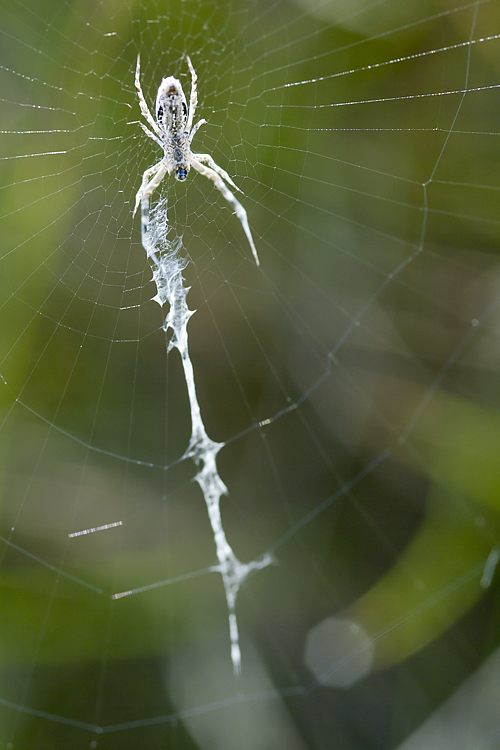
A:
[{"left": 1, "top": 0, "right": 500, "bottom": 748}]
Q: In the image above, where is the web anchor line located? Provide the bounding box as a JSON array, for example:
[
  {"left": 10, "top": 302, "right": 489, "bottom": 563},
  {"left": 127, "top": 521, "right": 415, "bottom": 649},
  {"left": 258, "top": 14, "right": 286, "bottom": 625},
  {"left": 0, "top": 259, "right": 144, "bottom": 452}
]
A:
[{"left": 139, "top": 194, "right": 273, "bottom": 675}]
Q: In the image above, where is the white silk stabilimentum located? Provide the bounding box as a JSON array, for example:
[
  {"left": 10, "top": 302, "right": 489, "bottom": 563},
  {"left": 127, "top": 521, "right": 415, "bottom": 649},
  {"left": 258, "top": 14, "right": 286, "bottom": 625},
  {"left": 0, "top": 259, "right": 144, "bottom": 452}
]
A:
[{"left": 143, "top": 195, "right": 273, "bottom": 675}]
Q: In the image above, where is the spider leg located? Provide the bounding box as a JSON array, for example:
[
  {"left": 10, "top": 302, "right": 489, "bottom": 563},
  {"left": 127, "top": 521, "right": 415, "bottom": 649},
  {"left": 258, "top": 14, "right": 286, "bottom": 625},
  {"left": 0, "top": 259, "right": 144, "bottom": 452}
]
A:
[
  {"left": 185, "top": 55, "right": 198, "bottom": 134},
  {"left": 139, "top": 121, "right": 163, "bottom": 148},
  {"left": 192, "top": 153, "right": 242, "bottom": 193},
  {"left": 188, "top": 118, "right": 207, "bottom": 145},
  {"left": 135, "top": 54, "right": 162, "bottom": 137},
  {"left": 190, "top": 158, "right": 260, "bottom": 265},
  {"left": 133, "top": 159, "right": 168, "bottom": 217}
]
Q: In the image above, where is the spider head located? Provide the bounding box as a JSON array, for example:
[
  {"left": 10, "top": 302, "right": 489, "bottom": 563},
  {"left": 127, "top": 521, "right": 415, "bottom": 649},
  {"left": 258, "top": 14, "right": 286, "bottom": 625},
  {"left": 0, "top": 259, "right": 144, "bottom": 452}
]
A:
[{"left": 172, "top": 144, "right": 189, "bottom": 181}]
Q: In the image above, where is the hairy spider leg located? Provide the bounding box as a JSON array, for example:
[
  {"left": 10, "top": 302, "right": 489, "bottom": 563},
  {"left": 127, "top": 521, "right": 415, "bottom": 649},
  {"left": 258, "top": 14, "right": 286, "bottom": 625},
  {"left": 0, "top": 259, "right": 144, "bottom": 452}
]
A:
[
  {"left": 188, "top": 118, "right": 207, "bottom": 145},
  {"left": 194, "top": 153, "right": 242, "bottom": 194},
  {"left": 133, "top": 160, "right": 168, "bottom": 217},
  {"left": 135, "top": 54, "right": 162, "bottom": 137},
  {"left": 139, "top": 121, "right": 163, "bottom": 148},
  {"left": 185, "top": 55, "right": 198, "bottom": 134},
  {"left": 190, "top": 159, "right": 260, "bottom": 265}
]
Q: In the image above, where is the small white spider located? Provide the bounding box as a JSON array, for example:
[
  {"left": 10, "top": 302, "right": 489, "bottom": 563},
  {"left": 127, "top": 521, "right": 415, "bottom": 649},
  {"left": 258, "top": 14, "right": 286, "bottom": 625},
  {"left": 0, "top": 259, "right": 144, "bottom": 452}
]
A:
[{"left": 133, "top": 54, "right": 260, "bottom": 266}]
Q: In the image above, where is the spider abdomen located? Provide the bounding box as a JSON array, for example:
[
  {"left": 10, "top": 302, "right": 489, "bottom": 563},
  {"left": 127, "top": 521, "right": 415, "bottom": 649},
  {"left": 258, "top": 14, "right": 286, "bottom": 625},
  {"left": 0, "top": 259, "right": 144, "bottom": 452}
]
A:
[{"left": 155, "top": 75, "right": 188, "bottom": 138}]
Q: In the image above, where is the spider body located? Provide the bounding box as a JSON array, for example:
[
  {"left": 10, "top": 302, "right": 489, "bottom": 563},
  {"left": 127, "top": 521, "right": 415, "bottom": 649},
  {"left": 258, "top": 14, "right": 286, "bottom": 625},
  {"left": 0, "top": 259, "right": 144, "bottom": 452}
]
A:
[
  {"left": 133, "top": 54, "right": 260, "bottom": 265},
  {"left": 155, "top": 76, "right": 190, "bottom": 181}
]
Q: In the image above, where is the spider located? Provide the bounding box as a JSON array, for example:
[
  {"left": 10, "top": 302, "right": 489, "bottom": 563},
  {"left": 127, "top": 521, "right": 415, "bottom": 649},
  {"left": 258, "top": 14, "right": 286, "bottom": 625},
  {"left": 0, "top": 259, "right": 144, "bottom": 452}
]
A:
[{"left": 133, "top": 54, "right": 260, "bottom": 266}]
